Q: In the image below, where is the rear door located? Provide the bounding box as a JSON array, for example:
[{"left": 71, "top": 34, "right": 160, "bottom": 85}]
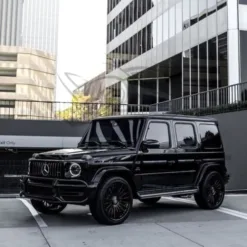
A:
[{"left": 173, "top": 121, "right": 200, "bottom": 186}]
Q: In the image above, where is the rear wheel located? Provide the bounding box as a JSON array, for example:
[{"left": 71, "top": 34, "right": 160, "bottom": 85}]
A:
[
  {"left": 139, "top": 197, "right": 161, "bottom": 205},
  {"left": 194, "top": 171, "right": 225, "bottom": 210},
  {"left": 90, "top": 177, "right": 133, "bottom": 225},
  {"left": 30, "top": 199, "right": 67, "bottom": 214}
]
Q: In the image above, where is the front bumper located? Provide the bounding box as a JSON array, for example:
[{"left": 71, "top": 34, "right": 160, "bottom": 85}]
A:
[{"left": 20, "top": 176, "right": 95, "bottom": 204}]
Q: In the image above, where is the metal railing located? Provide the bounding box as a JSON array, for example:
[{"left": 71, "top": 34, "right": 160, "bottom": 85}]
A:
[
  {"left": 150, "top": 82, "right": 247, "bottom": 115},
  {"left": 0, "top": 100, "right": 150, "bottom": 121}
]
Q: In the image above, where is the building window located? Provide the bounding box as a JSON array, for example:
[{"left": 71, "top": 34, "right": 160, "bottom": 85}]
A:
[
  {"left": 199, "top": 42, "right": 207, "bottom": 107},
  {"left": 0, "top": 54, "right": 17, "bottom": 61},
  {"left": 183, "top": 0, "right": 190, "bottom": 30},
  {"left": 190, "top": 0, "right": 198, "bottom": 26},
  {"left": 159, "top": 78, "right": 169, "bottom": 103},
  {"left": 0, "top": 100, "right": 15, "bottom": 108},
  {"left": 0, "top": 70, "right": 17, "bottom": 77},
  {"left": 0, "top": 85, "right": 16, "bottom": 92},
  {"left": 175, "top": 123, "right": 197, "bottom": 147},
  {"left": 191, "top": 46, "right": 199, "bottom": 108},
  {"left": 107, "top": 0, "right": 122, "bottom": 14},
  {"left": 140, "top": 80, "right": 157, "bottom": 105},
  {"left": 0, "top": 115, "right": 14, "bottom": 119},
  {"left": 107, "top": 0, "right": 153, "bottom": 43}
]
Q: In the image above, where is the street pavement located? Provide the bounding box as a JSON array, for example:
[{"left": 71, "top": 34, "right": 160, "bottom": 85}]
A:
[{"left": 0, "top": 195, "right": 247, "bottom": 247}]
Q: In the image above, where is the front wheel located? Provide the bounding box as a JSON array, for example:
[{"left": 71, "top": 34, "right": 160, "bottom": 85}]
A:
[
  {"left": 90, "top": 177, "right": 133, "bottom": 225},
  {"left": 30, "top": 199, "right": 67, "bottom": 214},
  {"left": 194, "top": 171, "right": 225, "bottom": 210}
]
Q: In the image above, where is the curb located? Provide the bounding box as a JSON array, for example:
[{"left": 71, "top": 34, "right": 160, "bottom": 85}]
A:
[{"left": 0, "top": 194, "right": 19, "bottom": 198}]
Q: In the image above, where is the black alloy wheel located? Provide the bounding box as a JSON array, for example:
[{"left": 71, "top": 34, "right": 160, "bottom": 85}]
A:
[
  {"left": 90, "top": 177, "right": 133, "bottom": 225},
  {"left": 194, "top": 171, "right": 225, "bottom": 210},
  {"left": 139, "top": 197, "right": 161, "bottom": 205},
  {"left": 30, "top": 199, "right": 67, "bottom": 214}
]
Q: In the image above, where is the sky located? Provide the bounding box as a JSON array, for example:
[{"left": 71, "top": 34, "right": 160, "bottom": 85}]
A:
[{"left": 55, "top": 0, "right": 107, "bottom": 102}]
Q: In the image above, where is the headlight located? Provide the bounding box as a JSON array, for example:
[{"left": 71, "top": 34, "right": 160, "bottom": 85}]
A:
[{"left": 65, "top": 163, "right": 81, "bottom": 178}]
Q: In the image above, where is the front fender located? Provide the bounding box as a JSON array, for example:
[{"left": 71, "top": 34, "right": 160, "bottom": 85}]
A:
[{"left": 91, "top": 166, "right": 133, "bottom": 185}]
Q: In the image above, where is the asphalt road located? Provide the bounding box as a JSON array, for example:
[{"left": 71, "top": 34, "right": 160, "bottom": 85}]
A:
[{"left": 0, "top": 195, "right": 247, "bottom": 247}]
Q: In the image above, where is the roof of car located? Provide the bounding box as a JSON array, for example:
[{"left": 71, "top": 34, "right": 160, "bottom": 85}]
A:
[{"left": 95, "top": 112, "right": 217, "bottom": 122}]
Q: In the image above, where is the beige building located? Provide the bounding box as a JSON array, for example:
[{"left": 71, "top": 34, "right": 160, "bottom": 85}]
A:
[{"left": 0, "top": 45, "right": 56, "bottom": 119}]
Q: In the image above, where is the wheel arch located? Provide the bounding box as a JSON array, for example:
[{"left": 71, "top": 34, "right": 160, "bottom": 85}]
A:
[
  {"left": 90, "top": 166, "right": 137, "bottom": 198},
  {"left": 195, "top": 162, "right": 227, "bottom": 186}
]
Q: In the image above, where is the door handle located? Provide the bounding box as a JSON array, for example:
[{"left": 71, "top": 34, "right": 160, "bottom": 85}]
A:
[{"left": 167, "top": 160, "right": 176, "bottom": 165}]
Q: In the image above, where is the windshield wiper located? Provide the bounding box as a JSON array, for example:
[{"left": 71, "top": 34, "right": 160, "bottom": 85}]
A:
[
  {"left": 79, "top": 141, "right": 102, "bottom": 148},
  {"left": 108, "top": 140, "right": 128, "bottom": 148}
]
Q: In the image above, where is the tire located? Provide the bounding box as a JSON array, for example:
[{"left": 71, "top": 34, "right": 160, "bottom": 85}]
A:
[
  {"left": 89, "top": 199, "right": 102, "bottom": 223},
  {"left": 139, "top": 197, "right": 161, "bottom": 205},
  {"left": 90, "top": 176, "right": 133, "bottom": 225},
  {"left": 194, "top": 171, "right": 225, "bottom": 210},
  {"left": 30, "top": 199, "right": 67, "bottom": 214}
]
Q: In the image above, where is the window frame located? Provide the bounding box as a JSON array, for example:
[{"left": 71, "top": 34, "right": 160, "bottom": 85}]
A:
[
  {"left": 174, "top": 121, "right": 198, "bottom": 148},
  {"left": 143, "top": 120, "right": 171, "bottom": 149},
  {"left": 198, "top": 122, "right": 223, "bottom": 150}
]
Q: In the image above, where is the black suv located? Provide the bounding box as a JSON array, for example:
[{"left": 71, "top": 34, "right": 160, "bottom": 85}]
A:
[{"left": 20, "top": 113, "right": 230, "bottom": 225}]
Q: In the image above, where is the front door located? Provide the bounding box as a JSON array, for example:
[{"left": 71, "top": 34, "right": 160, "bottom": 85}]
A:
[{"left": 136, "top": 119, "right": 177, "bottom": 191}]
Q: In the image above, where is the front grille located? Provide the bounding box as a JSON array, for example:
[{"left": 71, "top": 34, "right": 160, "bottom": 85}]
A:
[{"left": 30, "top": 161, "right": 64, "bottom": 178}]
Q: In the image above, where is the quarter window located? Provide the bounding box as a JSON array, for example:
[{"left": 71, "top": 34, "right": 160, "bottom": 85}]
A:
[
  {"left": 199, "top": 124, "right": 222, "bottom": 148},
  {"left": 175, "top": 123, "right": 196, "bottom": 147},
  {"left": 145, "top": 122, "right": 170, "bottom": 148}
]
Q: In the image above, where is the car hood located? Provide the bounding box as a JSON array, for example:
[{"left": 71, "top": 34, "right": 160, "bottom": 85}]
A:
[{"left": 32, "top": 147, "right": 136, "bottom": 161}]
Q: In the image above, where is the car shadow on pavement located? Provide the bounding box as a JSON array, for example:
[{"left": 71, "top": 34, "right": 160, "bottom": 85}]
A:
[{"left": 37, "top": 200, "right": 199, "bottom": 227}]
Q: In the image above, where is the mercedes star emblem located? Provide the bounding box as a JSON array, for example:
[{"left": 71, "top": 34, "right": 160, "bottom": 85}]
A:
[{"left": 41, "top": 163, "right": 50, "bottom": 176}]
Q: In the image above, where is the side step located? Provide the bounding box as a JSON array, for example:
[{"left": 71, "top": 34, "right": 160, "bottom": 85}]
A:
[{"left": 137, "top": 187, "right": 199, "bottom": 199}]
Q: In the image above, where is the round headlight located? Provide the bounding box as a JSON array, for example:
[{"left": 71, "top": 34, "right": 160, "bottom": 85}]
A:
[{"left": 69, "top": 163, "right": 81, "bottom": 178}]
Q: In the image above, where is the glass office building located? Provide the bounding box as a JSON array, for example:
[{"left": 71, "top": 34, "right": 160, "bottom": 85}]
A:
[
  {"left": 106, "top": 0, "right": 247, "bottom": 109},
  {"left": 21, "top": 0, "right": 60, "bottom": 55},
  {"left": 0, "top": 0, "right": 23, "bottom": 46}
]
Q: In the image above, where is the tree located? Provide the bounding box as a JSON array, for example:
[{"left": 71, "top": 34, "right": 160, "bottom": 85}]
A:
[
  {"left": 56, "top": 93, "right": 93, "bottom": 121},
  {"left": 56, "top": 92, "right": 121, "bottom": 121}
]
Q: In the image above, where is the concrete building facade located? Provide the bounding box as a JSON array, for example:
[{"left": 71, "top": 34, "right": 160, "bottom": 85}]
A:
[
  {"left": 0, "top": 46, "right": 56, "bottom": 119},
  {"left": 106, "top": 0, "right": 247, "bottom": 110}
]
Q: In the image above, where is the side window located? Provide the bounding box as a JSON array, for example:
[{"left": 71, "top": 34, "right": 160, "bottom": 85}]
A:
[
  {"left": 145, "top": 122, "right": 170, "bottom": 148},
  {"left": 199, "top": 124, "right": 222, "bottom": 148},
  {"left": 175, "top": 123, "right": 197, "bottom": 147}
]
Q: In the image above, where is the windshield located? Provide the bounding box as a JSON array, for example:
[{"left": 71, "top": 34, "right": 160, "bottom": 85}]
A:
[{"left": 78, "top": 118, "right": 145, "bottom": 149}]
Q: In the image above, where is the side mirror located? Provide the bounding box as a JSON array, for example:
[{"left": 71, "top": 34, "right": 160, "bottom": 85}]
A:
[{"left": 141, "top": 139, "right": 160, "bottom": 150}]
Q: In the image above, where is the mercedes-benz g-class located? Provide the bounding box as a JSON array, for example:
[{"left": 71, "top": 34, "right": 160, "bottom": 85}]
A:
[{"left": 20, "top": 113, "right": 229, "bottom": 225}]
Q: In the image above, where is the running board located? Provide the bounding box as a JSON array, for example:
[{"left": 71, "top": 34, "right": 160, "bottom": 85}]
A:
[{"left": 137, "top": 188, "right": 199, "bottom": 199}]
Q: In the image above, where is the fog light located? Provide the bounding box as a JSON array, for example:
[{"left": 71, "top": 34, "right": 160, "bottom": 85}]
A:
[{"left": 67, "top": 163, "right": 81, "bottom": 178}]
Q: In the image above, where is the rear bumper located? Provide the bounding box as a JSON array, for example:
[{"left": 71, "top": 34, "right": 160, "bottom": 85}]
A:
[{"left": 20, "top": 176, "right": 95, "bottom": 204}]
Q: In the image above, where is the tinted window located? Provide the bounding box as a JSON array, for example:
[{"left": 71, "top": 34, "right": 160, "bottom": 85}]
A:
[
  {"left": 176, "top": 123, "right": 196, "bottom": 147},
  {"left": 145, "top": 122, "right": 170, "bottom": 148},
  {"left": 199, "top": 124, "right": 222, "bottom": 148}
]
